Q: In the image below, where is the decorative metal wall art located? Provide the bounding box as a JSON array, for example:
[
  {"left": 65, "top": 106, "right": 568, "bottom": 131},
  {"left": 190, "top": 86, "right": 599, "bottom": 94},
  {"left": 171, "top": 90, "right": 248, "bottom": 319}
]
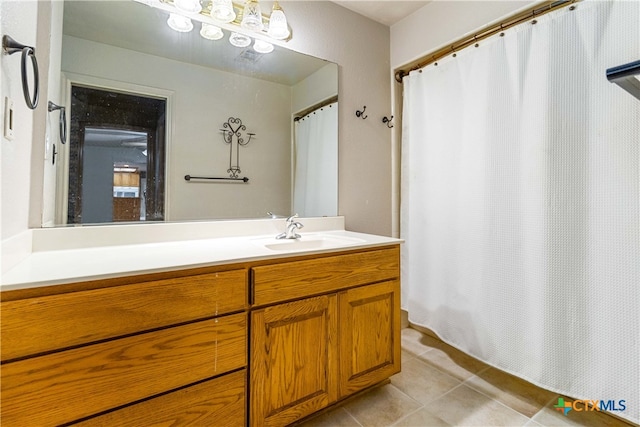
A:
[
  {"left": 185, "top": 117, "right": 254, "bottom": 183},
  {"left": 221, "top": 117, "right": 254, "bottom": 178}
]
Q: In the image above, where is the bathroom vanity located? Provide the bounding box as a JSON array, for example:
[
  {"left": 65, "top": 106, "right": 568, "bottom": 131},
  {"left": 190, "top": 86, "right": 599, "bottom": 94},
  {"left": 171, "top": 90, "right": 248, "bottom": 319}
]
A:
[{"left": 0, "top": 223, "right": 401, "bottom": 426}]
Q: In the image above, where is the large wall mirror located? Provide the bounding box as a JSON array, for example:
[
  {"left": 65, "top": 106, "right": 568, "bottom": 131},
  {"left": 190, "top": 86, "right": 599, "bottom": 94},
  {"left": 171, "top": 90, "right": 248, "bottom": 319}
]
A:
[{"left": 53, "top": 0, "right": 338, "bottom": 226}]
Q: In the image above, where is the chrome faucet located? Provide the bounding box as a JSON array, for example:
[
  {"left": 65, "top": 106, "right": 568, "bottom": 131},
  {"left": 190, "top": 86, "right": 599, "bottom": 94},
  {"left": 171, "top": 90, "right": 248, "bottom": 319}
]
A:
[{"left": 276, "top": 214, "right": 304, "bottom": 239}]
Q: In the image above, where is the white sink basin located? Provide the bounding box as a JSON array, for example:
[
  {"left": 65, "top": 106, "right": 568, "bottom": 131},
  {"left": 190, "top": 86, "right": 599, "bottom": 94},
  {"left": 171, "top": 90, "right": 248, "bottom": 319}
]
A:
[{"left": 253, "top": 234, "right": 366, "bottom": 252}]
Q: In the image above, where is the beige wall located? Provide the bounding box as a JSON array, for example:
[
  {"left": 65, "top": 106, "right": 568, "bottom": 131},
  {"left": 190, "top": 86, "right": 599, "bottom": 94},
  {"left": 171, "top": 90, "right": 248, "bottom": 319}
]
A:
[
  {"left": 291, "top": 63, "right": 338, "bottom": 115},
  {"left": 283, "top": 2, "right": 392, "bottom": 236}
]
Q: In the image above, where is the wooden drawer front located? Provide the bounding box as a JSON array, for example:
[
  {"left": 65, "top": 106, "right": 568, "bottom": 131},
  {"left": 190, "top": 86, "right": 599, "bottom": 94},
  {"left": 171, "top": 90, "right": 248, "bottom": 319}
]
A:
[
  {"left": 1, "top": 269, "right": 247, "bottom": 361},
  {"left": 76, "top": 369, "right": 246, "bottom": 427},
  {"left": 252, "top": 246, "right": 399, "bottom": 306},
  {"left": 1, "top": 313, "right": 246, "bottom": 427}
]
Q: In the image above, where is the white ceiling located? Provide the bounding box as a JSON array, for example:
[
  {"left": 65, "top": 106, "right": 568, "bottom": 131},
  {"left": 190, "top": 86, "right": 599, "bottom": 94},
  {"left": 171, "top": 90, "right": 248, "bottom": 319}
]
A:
[{"left": 330, "top": 1, "right": 431, "bottom": 26}]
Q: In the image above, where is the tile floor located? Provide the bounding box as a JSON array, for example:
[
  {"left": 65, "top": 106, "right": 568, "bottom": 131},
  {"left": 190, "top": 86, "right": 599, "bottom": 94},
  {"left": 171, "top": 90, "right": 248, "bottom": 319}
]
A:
[{"left": 299, "top": 328, "right": 636, "bottom": 427}]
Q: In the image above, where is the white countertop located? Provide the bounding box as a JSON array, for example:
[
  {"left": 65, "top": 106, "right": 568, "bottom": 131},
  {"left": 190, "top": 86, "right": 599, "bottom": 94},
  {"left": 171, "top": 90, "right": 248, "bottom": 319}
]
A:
[{"left": 1, "top": 218, "right": 402, "bottom": 291}]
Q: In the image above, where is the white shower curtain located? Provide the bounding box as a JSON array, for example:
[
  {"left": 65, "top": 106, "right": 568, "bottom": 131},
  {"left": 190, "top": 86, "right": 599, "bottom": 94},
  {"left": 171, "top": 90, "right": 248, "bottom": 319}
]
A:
[
  {"left": 293, "top": 102, "right": 338, "bottom": 217},
  {"left": 401, "top": 1, "right": 639, "bottom": 423}
]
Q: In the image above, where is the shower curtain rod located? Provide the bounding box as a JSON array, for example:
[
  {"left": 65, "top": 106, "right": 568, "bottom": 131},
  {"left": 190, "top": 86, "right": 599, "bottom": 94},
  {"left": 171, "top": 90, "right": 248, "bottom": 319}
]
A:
[
  {"left": 294, "top": 95, "right": 338, "bottom": 121},
  {"left": 394, "top": 0, "right": 579, "bottom": 83}
]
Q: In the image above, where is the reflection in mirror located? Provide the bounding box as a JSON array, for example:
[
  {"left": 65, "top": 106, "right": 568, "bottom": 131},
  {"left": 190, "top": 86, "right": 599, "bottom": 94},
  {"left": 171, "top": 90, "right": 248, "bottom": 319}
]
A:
[
  {"left": 293, "top": 99, "right": 338, "bottom": 217},
  {"left": 69, "top": 86, "right": 167, "bottom": 224},
  {"left": 53, "top": 0, "right": 338, "bottom": 226}
]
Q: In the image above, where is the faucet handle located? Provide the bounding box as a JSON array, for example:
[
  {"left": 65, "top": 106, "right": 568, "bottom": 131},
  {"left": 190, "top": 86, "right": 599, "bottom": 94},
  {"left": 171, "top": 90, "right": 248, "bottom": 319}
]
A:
[{"left": 285, "top": 213, "right": 299, "bottom": 223}]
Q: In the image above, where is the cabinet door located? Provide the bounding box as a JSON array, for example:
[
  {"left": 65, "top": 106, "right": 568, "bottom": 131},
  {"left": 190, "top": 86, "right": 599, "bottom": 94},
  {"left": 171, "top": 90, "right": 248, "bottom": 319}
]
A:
[
  {"left": 251, "top": 295, "right": 337, "bottom": 427},
  {"left": 338, "top": 280, "right": 401, "bottom": 398}
]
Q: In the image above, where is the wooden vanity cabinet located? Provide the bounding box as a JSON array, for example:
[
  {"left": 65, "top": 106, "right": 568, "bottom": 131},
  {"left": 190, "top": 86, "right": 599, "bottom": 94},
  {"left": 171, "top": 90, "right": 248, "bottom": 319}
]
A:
[
  {"left": 1, "top": 243, "right": 400, "bottom": 427},
  {"left": 250, "top": 245, "right": 401, "bottom": 427},
  {"left": 0, "top": 269, "right": 248, "bottom": 427}
]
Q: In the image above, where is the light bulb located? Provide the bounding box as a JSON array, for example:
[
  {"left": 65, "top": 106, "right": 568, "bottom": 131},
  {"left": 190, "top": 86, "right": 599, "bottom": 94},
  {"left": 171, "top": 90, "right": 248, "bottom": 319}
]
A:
[
  {"left": 253, "top": 39, "right": 274, "bottom": 53},
  {"left": 241, "top": 0, "right": 263, "bottom": 32},
  {"left": 267, "top": 3, "right": 289, "bottom": 40},
  {"left": 229, "top": 32, "right": 251, "bottom": 48},
  {"left": 210, "top": 0, "right": 236, "bottom": 23},
  {"left": 174, "top": 0, "right": 202, "bottom": 14},
  {"left": 167, "top": 13, "right": 193, "bottom": 32},
  {"left": 200, "top": 23, "right": 224, "bottom": 40}
]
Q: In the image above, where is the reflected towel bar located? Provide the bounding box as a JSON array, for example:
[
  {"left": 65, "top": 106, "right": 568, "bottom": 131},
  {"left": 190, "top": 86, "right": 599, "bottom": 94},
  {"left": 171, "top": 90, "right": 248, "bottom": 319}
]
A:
[{"left": 184, "top": 175, "right": 249, "bottom": 183}]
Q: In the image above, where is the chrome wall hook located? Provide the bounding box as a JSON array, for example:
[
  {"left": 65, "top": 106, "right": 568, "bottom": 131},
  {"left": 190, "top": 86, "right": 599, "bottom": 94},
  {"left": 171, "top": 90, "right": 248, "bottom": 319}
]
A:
[
  {"left": 2, "top": 35, "right": 39, "bottom": 109},
  {"left": 355, "top": 106, "right": 368, "bottom": 119},
  {"left": 382, "top": 115, "right": 394, "bottom": 128}
]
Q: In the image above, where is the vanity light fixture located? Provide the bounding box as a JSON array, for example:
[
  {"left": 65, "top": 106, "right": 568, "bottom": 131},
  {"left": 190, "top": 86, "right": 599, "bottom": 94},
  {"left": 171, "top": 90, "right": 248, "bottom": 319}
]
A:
[
  {"left": 267, "top": 1, "right": 289, "bottom": 40},
  {"left": 253, "top": 39, "right": 274, "bottom": 53},
  {"left": 200, "top": 23, "right": 224, "bottom": 40},
  {"left": 240, "top": 0, "right": 263, "bottom": 32},
  {"left": 229, "top": 32, "right": 251, "bottom": 48},
  {"left": 149, "top": 0, "right": 290, "bottom": 53},
  {"left": 210, "top": 0, "right": 236, "bottom": 23},
  {"left": 167, "top": 13, "right": 193, "bottom": 32},
  {"left": 174, "top": 0, "right": 202, "bottom": 14}
]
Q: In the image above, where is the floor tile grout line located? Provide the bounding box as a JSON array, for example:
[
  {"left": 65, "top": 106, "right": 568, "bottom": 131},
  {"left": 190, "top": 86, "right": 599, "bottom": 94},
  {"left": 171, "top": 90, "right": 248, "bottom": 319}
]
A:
[
  {"left": 459, "top": 370, "right": 551, "bottom": 419},
  {"left": 339, "top": 406, "right": 364, "bottom": 427},
  {"left": 449, "top": 380, "right": 539, "bottom": 424},
  {"left": 403, "top": 351, "right": 465, "bottom": 386},
  {"left": 528, "top": 394, "right": 562, "bottom": 426},
  {"left": 402, "top": 347, "right": 435, "bottom": 359},
  {"left": 391, "top": 366, "right": 464, "bottom": 409},
  {"left": 389, "top": 405, "right": 436, "bottom": 427},
  {"left": 385, "top": 382, "right": 426, "bottom": 408},
  {"left": 344, "top": 382, "right": 425, "bottom": 427}
]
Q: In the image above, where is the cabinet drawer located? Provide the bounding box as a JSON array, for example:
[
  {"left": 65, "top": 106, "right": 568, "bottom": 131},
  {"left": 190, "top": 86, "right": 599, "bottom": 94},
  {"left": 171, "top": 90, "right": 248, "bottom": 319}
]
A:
[
  {"left": 76, "top": 369, "right": 246, "bottom": 427},
  {"left": 1, "top": 313, "right": 246, "bottom": 427},
  {"left": 1, "top": 269, "right": 247, "bottom": 361},
  {"left": 252, "top": 246, "right": 399, "bottom": 306}
]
